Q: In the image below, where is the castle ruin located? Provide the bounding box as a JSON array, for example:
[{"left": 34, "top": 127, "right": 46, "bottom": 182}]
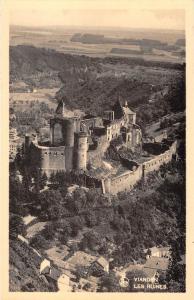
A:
[
  {"left": 24, "top": 98, "right": 176, "bottom": 194},
  {"left": 25, "top": 99, "right": 142, "bottom": 175}
]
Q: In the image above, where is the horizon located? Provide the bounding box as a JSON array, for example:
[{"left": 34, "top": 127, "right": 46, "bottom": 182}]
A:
[
  {"left": 10, "top": 24, "right": 185, "bottom": 33},
  {"left": 9, "top": 8, "right": 185, "bottom": 31}
]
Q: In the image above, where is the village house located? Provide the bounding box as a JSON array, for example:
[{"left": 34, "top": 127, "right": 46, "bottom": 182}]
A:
[
  {"left": 40, "top": 258, "right": 71, "bottom": 291},
  {"left": 91, "top": 256, "right": 109, "bottom": 274},
  {"left": 144, "top": 246, "right": 170, "bottom": 259}
]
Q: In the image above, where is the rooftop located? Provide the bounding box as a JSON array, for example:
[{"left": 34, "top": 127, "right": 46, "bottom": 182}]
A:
[
  {"left": 95, "top": 256, "right": 109, "bottom": 268},
  {"left": 144, "top": 257, "right": 169, "bottom": 272},
  {"left": 66, "top": 251, "right": 97, "bottom": 268},
  {"left": 45, "top": 267, "right": 61, "bottom": 281}
]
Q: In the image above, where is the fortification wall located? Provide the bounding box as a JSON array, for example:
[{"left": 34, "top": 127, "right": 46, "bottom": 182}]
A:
[
  {"left": 29, "top": 142, "right": 74, "bottom": 176},
  {"left": 81, "top": 117, "right": 103, "bottom": 129},
  {"left": 88, "top": 135, "right": 110, "bottom": 167},
  {"left": 103, "top": 165, "right": 143, "bottom": 195},
  {"left": 102, "top": 140, "right": 177, "bottom": 194},
  {"left": 68, "top": 171, "right": 103, "bottom": 190},
  {"left": 142, "top": 140, "right": 177, "bottom": 176}
]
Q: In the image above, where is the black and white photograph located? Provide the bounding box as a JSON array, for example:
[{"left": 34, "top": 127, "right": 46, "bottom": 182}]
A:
[{"left": 5, "top": 0, "right": 188, "bottom": 294}]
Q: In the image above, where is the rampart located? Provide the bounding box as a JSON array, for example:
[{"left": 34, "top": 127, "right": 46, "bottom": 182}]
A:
[
  {"left": 28, "top": 135, "right": 177, "bottom": 194},
  {"left": 29, "top": 142, "right": 73, "bottom": 176},
  {"left": 142, "top": 140, "right": 177, "bottom": 176},
  {"left": 102, "top": 140, "right": 177, "bottom": 194},
  {"left": 102, "top": 165, "right": 143, "bottom": 194}
]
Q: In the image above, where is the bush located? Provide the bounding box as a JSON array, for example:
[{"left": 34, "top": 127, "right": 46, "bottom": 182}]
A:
[{"left": 30, "top": 234, "right": 50, "bottom": 250}]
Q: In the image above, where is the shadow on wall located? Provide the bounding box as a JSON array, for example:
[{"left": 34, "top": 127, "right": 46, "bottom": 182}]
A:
[{"left": 143, "top": 142, "right": 169, "bottom": 155}]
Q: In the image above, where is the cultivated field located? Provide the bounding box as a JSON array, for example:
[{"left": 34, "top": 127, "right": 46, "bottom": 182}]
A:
[{"left": 10, "top": 26, "right": 185, "bottom": 63}]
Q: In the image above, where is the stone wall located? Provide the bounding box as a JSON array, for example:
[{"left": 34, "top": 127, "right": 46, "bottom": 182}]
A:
[
  {"left": 106, "top": 119, "right": 124, "bottom": 142},
  {"left": 29, "top": 135, "right": 177, "bottom": 194},
  {"left": 68, "top": 171, "right": 103, "bottom": 190},
  {"left": 102, "top": 165, "right": 143, "bottom": 195},
  {"left": 102, "top": 140, "right": 177, "bottom": 194},
  {"left": 142, "top": 140, "right": 177, "bottom": 176},
  {"left": 123, "top": 125, "right": 142, "bottom": 150},
  {"left": 87, "top": 135, "right": 110, "bottom": 167},
  {"left": 81, "top": 117, "right": 103, "bottom": 130},
  {"left": 29, "top": 142, "right": 73, "bottom": 176}
]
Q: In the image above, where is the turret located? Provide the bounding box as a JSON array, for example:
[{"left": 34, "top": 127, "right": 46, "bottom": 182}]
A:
[
  {"left": 74, "top": 132, "right": 88, "bottom": 170},
  {"left": 50, "top": 117, "right": 80, "bottom": 147},
  {"left": 63, "top": 119, "right": 75, "bottom": 147}
]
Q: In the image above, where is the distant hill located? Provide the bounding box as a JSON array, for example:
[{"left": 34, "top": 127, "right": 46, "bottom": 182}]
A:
[
  {"left": 110, "top": 48, "right": 143, "bottom": 55},
  {"left": 175, "top": 39, "right": 185, "bottom": 46},
  {"left": 10, "top": 45, "right": 97, "bottom": 84}
]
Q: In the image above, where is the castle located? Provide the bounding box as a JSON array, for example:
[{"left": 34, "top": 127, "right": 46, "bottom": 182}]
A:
[
  {"left": 24, "top": 99, "right": 177, "bottom": 195},
  {"left": 24, "top": 99, "right": 142, "bottom": 175}
]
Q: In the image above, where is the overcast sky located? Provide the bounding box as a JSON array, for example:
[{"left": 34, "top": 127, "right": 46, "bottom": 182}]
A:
[{"left": 9, "top": 1, "right": 185, "bottom": 30}]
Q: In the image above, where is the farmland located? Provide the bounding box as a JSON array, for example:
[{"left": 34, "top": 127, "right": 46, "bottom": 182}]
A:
[{"left": 10, "top": 26, "right": 185, "bottom": 63}]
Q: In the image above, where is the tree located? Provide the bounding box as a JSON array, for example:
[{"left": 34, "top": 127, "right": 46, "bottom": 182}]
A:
[
  {"left": 38, "top": 190, "right": 63, "bottom": 220},
  {"left": 85, "top": 211, "right": 98, "bottom": 227},
  {"left": 75, "top": 265, "right": 90, "bottom": 280},
  {"left": 82, "top": 230, "right": 102, "bottom": 251},
  {"left": 42, "top": 223, "right": 56, "bottom": 240},
  {"left": 70, "top": 216, "right": 83, "bottom": 237},
  {"left": 83, "top": 282, "right": 92, "bottom": 291},
  {"left": 9, "top": 175, "right": 31, "bottom": 215},
  {"left": 40, "top": 172, "right": 48, "bottom": 190},
  {"left": 9, "top": 213, "right": 26, "bottom": 239},
  {"left": 30, "top": 234, "right": 50, "bottom": 250},
  {"left": 98, "top": 271, "right": 121, "bottom": 292}
]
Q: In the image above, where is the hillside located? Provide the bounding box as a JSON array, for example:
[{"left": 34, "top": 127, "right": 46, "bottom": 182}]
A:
[
  {"left": 9, "top": 238, "right": 57, "bottom": 292},
  {"left": 10, "top": 45, "right": 185, "bottom": 120}
]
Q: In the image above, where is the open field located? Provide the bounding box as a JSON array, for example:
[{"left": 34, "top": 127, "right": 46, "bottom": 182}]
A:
[
  {"left": 10, "top": 26, "right": 185, "bottom": 63},
  {"left": 10, "top": 88, "right": 59, "bottom": 110}
]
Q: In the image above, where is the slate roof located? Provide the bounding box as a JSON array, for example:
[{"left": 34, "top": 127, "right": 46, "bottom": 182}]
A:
[{"left": 45, "top": 267, "right": 61, "bottom": 281}]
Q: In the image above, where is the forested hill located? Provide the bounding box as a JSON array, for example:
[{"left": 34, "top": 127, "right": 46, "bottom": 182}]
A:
[
  {"left": 10, "top": 45, "right": 184, "bottom": 81},
  {"left": 10, "top": 45, "right": 97, "bottom": 79},
  {"left": 10, "top": 45, "right": 185, "bottom": 119}
]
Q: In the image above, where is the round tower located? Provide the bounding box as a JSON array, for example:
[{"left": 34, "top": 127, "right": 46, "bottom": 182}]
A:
[
  {"left": 74, "top": 132, "right": 88, "bottom": 170},
  {"left": 63, "top": 119, "right": 75, "bottom": 147}
]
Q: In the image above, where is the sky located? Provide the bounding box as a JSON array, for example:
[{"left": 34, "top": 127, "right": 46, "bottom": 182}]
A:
[{"left": 8, "top": 0, "right": 186, "bottom": 30}]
